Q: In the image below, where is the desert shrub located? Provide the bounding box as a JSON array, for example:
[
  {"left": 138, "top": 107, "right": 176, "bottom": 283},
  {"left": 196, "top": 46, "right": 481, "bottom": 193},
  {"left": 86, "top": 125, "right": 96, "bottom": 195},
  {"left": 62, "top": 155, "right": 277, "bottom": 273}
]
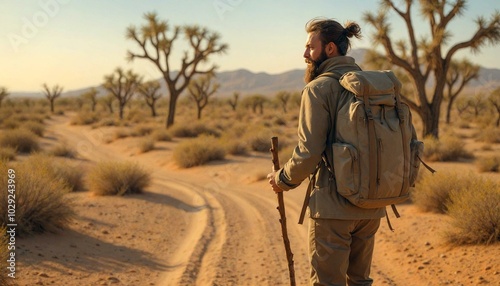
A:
[
  {"left": 48, "top": 142, "right": 77, "bottom": 158},
  {"left": 476, "top": 156, "right": 500, "bottom": 173},
  {"left": 0, "top": 129, "right": 40, "bottom": 153},
  {"left": 444, "top": 177, "right": 500, "bottom": 245},
  {"left": 1, "top": 118, "right": 19, "bottom": 129},
  {"left": 86, "top": 161, "right": 151, "bottom": 196},
  {"left": 132, "top": 124, "right": 155, "bottom": 137},
  {"left": 0, "top": 147, "right": 16, "bottom": 162},
  {"left": 475, "top": 126, "right": 500, "bottom": 144},
  {"left": 26, "top": 154, "right": 85, "bottom": 192},
  {"left": 223, "top": 139, "right": 249, "bottom": 156},
  {"left": 422, "top": 134, "right": 473, "bottom": 162},
  {"left": 412, "top": 172, "right": 478, "bottom": 214},
  {"left": 245, "top": 128, "right": 273, "bottom": 152},
  {"left": 169, "top": 122, "right": 220, "bottom": 138},
  {"left": 70, "top": 112, "right": 100, "bottom": 125},
  {"left": 114, "top": 128, "right": 131, "bottom": 140},
  {"left": 0, "top": 159, "right": 74, "bottom": 235},
  {"left": 173, "top": 136, "right": 226, "bottom": 168},
  {"left": 151, "top": 129, "right": 172, "bottom": 142},
  {"left": 21, "top": 121, "right": 45, "bottom": 137},
  {"left": 0, "top": 226, "right": 13, "bottom": 285},
  {"left": 138, "top": 138, "right": 155, "bottom": 153}
]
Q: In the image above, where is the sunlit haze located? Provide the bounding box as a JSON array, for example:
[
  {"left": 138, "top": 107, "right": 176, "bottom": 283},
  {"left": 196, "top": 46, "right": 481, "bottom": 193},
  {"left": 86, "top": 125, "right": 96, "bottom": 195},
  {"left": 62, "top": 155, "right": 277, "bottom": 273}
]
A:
[{"left": 1, "top": 0, "right": 499, "bottom": 91}]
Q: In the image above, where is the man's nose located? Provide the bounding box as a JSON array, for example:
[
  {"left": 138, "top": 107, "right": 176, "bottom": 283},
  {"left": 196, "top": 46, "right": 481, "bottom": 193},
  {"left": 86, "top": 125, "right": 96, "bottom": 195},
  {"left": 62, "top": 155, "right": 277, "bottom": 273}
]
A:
[{"left": 303, "top": 49, "right": 309, "bottom": 59}]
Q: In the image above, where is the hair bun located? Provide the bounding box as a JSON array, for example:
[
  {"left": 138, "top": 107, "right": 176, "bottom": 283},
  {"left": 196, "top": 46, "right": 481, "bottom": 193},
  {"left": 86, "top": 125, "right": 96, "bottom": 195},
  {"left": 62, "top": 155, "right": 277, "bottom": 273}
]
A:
[{"left": 344, "top": 22, "right": 362, "bottom": 39}]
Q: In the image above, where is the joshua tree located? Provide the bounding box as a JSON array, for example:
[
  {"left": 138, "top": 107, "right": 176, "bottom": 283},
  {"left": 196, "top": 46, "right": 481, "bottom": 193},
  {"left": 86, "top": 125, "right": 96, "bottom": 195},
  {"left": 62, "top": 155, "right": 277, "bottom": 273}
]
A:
[
  {"left": 42, "top": 83, "right": 63, "bottom": 113},
  {"left": 187, "top": 74, "right": 219, "bottom": 120},
  {"left": 81, "top": 88, "right": 99, "bottom": 112},
  {"left": 275, "top": 91, "right": 291, "bottom": 114},
  {"left": 455, "top": 96, "right": 471, "bottom": 116},
  {"left": 102, "top": 68, "right": 141, "bottom": 120},
  {"left": 364, "top": 0, "right": 500, "bottom": 138},
  {"left": 243, "top": 94, "right": 267, "bottom": 114},
  {"left": 489, "top": 88, "right": 500, "bottom": 127},
  {"left": 99, "top": 93, "right": 115, "bottom": 114},
  {"left": 137, "top": 80, "right": 162, "bottom": 117},
  {"left": 228, "top": 92, "right": 239, "bottom": 111},
  {"left": 469, "top": 93, "right": 487, "bottom": 117},
  {"left": 445, "top": 59, "right": 480, "bottom": 123},
  {"left": 127, "top": 12, "right": 228, "bottom": 128},
  {"left": 0, "top": 87, "right": 9, "bottom": 108}
]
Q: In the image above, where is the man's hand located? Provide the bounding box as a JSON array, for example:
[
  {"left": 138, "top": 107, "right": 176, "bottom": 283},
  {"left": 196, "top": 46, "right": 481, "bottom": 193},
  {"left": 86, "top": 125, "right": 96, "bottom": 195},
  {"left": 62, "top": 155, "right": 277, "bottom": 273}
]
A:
[{"left": 267, "top": 170, "right": 284, "bottom": 193}]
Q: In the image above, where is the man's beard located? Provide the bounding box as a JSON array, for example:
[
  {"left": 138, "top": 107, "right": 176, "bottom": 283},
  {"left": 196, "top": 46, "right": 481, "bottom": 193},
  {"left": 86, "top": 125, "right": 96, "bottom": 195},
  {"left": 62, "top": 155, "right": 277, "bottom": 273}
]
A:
[{"left": 304, "top": 50, "right": 328, "bottom": 84}]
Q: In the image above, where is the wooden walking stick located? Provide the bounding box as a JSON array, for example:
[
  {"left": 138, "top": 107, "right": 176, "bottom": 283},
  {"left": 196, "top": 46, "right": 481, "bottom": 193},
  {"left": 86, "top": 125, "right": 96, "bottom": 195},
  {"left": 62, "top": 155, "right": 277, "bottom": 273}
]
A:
[{"left": 270, "top": 136, "right": 296, "bottom": 286}]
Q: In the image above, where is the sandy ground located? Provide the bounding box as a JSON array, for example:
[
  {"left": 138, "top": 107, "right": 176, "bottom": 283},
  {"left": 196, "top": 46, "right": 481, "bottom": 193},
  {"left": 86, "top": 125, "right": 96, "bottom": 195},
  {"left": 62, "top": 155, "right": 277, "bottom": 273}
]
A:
[{"left": 12, "top": 114, "right": 500, "bottom": 286}]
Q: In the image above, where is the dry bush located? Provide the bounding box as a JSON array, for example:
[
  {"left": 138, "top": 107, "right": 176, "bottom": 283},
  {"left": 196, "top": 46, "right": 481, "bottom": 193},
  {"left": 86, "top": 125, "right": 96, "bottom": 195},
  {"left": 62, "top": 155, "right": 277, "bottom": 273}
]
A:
[
  {"left": 444, "top": 177, "right": 500, "bottom": 245},
  {"left": 70, "top": 112, "right": 100, "bottom": 125},
  {"left": 1, "top": 118, "right": 19, "bottom": 129},
  {"left": 138, "top": 137, "right": 155, "bottom": 153},
  {"left": 476, "top": 156, "right": 500, "bottom": 173},
  {"left": 169, "top": 122, "right": 220, "bottom": 138},
  {"left": 0, "top": 226, "right": 13, "bottom": 286},
  {"left": 86, "top": 161, "right": 151, "bottom": 196},
  {"left": 48, "top": 142, "right": 77, "bottom": 158},
  {"left": 0, "top": 147, "right": 16, "bottom": 162},
  {"left": 0, "top": 129, "right": 40, "bottom": 153},
  {"left": 422, "top": 133, "right": 473, "bottom": 162},
  {"left": 173, "top": 136, "right": 226, "bottom": 168},
  {"left": 151, "top": 129, "right": 172, "bottom": 142},
  {"left": 475, "top": 126, "right": 500, "bottom": 144},
  {"left": 222, "top": 139, "right": 249, "bottom": 156},
  {"left": 131, "top": 124, "right": 155, "bottom": 137},
  {"left": 26, "top": 154, "right": 85, "bottom": 192},
  {"left": 412, "top": 172, "right": 480, "bottom": 214},
  {"left": 0, "top": 159, "right": 74, "bottom": 235},
  {"left": 114, "top": 128, "right": 131, "bottom": 140},
  {"left": 21, "top": 121, "right": 45, "bottom": 137}
]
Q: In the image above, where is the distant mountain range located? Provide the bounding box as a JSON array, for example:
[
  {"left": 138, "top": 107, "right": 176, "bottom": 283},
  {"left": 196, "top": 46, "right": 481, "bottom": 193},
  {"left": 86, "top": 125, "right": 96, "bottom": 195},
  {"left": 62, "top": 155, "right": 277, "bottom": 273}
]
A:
[{"left": 10, "top": 49, "right": 500, "bottom": 99}]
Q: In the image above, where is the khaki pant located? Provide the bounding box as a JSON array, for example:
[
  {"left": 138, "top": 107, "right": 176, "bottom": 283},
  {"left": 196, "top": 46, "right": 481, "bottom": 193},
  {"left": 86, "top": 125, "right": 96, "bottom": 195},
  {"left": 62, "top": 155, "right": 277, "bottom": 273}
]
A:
[{"left": 309, "top": 218, "right": 381, "bottom": 286}]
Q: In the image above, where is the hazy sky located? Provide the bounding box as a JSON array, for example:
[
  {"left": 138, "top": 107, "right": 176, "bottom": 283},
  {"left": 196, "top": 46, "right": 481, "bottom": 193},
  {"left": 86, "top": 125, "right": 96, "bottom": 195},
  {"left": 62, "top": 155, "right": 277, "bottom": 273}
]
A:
[{"left": 2, "top": 0, "right": 499, "bottom": 91}]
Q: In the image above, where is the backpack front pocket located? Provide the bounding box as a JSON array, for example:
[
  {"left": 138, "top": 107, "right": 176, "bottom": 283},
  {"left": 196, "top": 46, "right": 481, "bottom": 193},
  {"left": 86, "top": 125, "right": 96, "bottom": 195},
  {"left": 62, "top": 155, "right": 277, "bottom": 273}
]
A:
[{"left": 332, "top": 143, "right": 360, "bottom": 196}]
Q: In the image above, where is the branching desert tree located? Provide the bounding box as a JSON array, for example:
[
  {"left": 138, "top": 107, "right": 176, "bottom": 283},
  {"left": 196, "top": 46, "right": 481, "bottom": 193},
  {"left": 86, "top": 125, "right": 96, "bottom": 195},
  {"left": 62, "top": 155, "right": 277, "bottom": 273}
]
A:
[
  {"left": 0, "top": 87, "right": 9, "bottom": 108},
  {"left": 445, "top": 59, "right": 480, "bottom": 123},
  {"left": 364, "top": 0, "right": 500, "bottom": 138},
  {"left": 138, "top": 81, "right": 162, "bottom": 117},
  {"left": 81, "top": 88, "right": 99, "bottom": 112},
  {"left": 470, "top": 93, "right": 487, "bottom": 117},
  {"left": 228, "top": 92, "right": 239, "bottom": 111},
  {"left": 243, "top": 94, "right": 267, "bottom": 114},
  {"left": 455, "top": 96, "right": 471, "bottom": 116},
  {"left": 102, "top": 68, "right": 141, "bottom": 120},
  {"left": 188, "top": 74, "right": 219, "bottom": 120},
  {"left": 42, "top": 83, "right": 63, "bottom": 113},
  {"left": 275, "top": 91, "right": 291, "bottom": 114},
  {"left": 489, "top": 87, "right": 500, "bottom": 126},
  {"left": 99, "top": 93, "right": 115, "bottom": 114},
  {"left": 126, "top": 12, "right": 228, "bottom": 128}
]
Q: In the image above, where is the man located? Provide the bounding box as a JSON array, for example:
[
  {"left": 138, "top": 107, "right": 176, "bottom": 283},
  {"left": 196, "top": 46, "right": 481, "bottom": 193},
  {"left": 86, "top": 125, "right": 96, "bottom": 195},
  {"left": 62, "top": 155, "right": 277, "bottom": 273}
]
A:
[{"left": 267, "top": 18, "right": 385, "bottom": 286}]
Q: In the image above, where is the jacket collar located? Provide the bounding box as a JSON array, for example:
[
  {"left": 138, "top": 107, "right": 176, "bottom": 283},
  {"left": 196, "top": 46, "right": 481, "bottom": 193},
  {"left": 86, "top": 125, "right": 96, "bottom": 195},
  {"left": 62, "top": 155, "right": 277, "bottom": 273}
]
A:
[{"left": 317, "top": 56, "right": 357, "bottom": 74}]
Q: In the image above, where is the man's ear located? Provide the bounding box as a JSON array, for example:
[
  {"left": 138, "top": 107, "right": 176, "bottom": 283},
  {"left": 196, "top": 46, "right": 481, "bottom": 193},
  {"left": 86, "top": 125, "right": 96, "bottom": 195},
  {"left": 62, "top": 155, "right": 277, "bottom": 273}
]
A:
[{"left": 326, "top": 42, "right": 338, "bottom": 57}]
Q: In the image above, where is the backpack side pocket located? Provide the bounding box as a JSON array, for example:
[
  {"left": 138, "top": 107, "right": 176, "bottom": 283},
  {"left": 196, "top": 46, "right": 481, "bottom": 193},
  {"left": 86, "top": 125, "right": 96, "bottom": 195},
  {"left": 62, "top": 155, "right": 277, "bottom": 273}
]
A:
[
  {"left": 332, "top": 143, "right": 360, "bottom": 197},
  {"left": 409, "top": 140, "right": 424, "bottom": 187}
]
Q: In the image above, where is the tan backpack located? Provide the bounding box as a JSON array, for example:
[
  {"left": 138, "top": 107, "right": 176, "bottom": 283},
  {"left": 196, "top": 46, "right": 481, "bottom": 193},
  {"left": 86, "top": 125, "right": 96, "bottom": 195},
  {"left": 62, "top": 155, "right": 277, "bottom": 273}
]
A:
[{"left": 326, "top": 70, "right": 433, "bottom": 226}]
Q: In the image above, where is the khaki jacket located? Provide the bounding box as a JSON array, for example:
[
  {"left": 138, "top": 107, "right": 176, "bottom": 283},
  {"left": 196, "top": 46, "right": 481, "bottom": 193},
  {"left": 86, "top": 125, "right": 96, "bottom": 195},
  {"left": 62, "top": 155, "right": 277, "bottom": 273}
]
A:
[{"left": 275, "top": 56, "right": 386, "bottom": 220}]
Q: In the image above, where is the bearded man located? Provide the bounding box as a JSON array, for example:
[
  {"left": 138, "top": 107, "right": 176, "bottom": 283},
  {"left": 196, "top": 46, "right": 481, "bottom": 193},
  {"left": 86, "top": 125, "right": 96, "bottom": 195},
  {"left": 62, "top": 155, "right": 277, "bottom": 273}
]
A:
[{"left": 267, "top": 18, "right": 385, "bottom": 286}]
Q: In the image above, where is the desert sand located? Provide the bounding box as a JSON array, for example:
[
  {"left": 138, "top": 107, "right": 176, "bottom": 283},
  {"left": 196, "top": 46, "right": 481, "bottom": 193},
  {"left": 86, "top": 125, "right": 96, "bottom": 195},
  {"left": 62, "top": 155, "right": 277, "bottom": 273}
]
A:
[{"left": 13, "top": 114, "right": 500, "bottom": 286}]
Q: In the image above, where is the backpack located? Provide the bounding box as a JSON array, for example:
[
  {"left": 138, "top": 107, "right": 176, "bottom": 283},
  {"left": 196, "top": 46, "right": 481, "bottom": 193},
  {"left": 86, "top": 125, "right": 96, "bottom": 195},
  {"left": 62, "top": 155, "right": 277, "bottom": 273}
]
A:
[{"left": 324, "top": 70, "right": 434, "bottom": 223}]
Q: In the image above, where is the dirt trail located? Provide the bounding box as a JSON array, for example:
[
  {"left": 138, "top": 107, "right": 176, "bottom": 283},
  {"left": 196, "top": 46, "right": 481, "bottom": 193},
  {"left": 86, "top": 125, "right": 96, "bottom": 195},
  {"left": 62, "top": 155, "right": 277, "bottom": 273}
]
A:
[{"left": 15, "top": 114, "right": 500, "bottom": 286}]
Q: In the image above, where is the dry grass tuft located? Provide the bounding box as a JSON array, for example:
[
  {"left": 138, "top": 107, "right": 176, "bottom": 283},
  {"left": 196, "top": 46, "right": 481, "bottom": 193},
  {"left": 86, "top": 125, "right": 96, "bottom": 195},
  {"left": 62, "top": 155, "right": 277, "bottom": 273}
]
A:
[
  {"left": 475, "top": 126, "right": 500, "bottom": 144},
  {"left": 138, "top": 138, "right": 155, "bottom": 153},
  {"left": 0, "top": 129, "right": 40, "bottom": 153},
  {"left": 422, "top": 133, "right": 473, "bottom": 162},
  {"left": 151, "top": 129, "right": 172, "bottom": 142},
  {"left": 173, "top": 136, "right": 226, "bottom": 168},
  {"left": 412, "top": 172, "right": 479, "bottom": 214},
  {"left": 70, "top": 112, "right": 100, "bottom": 125},
  {"left": 476, "top": 156, "right": 500, "bottom": 173},
  {"left": 48, "top": 142, "right": 77, "bottom": 158},
  {"left": 0, "top": 147, "right": 16, "bottom": 162},
  {"left": 86, "top": 161, "right": 151, "bottom": 196},
  {"left": 444, "top": 177, "right": 500, "bottom": 245},
  {"left": 169, "top": 122, "right": 220, "bottom": 138},
  {"left": 21, "top": 121, "right": 45, "bottom": 137},
  {"left": 0, "top": 159, "right": 74, "bottom": 236}
]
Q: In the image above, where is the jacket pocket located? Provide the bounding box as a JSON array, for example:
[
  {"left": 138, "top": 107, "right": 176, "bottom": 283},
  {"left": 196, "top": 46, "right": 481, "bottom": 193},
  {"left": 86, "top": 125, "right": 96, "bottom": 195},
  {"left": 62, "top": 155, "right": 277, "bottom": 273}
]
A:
[
  {"left": 409, "top": 140, "right": 424, "bottom": 187},
  {"left": 332, "top": 143, "right": 360, "bottom": 196}
]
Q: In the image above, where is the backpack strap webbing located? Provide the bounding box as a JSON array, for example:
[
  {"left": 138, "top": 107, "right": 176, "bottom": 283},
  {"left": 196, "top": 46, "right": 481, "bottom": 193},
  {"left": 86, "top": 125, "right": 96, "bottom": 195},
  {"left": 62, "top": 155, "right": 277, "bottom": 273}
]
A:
[
  {"left": 298, "top": 165, "right": 320, "bottom": 225},
  {"left": 385, "top": 72, "right": 410, "bottom": 199}
]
